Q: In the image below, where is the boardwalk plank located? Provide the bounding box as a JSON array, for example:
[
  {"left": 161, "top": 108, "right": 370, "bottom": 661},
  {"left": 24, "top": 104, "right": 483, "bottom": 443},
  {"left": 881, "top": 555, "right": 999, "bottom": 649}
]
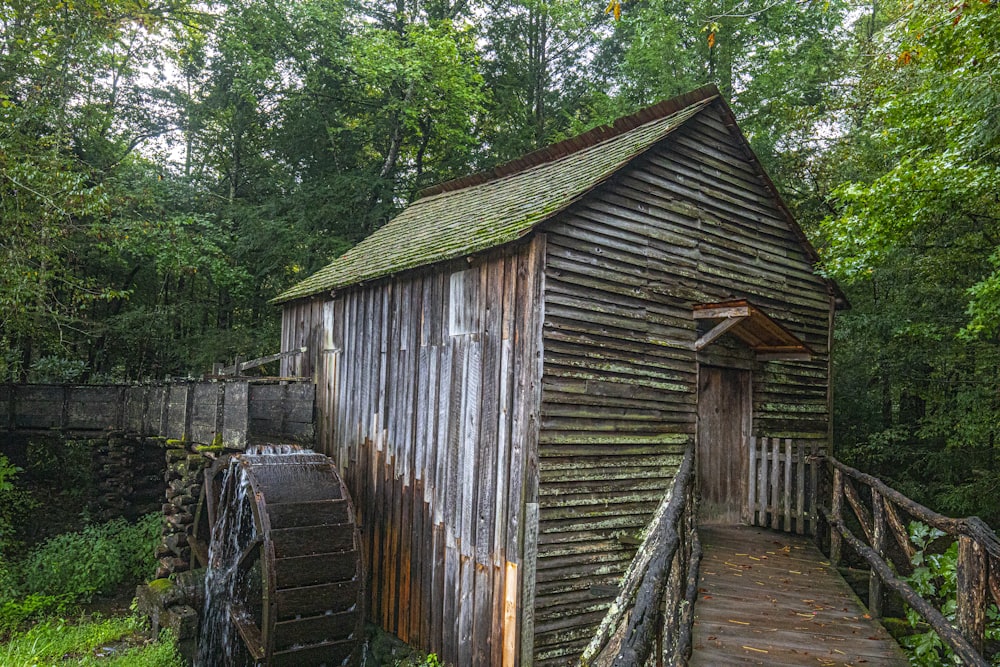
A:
[{"left": 690, "top": 525, "right": 909, "bottom": 666}]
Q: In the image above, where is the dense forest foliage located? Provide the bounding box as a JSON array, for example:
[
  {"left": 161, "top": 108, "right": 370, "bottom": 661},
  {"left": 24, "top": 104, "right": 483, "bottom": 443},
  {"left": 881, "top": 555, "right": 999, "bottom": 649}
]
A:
[{"left": 0, "top": 0, "right": 997, "bottom": 521}]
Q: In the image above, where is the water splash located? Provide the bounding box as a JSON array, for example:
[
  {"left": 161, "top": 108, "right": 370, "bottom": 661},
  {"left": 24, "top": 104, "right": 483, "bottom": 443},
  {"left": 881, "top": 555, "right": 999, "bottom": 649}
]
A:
[{"left": 198, "top": 444, "right": 314, "bottom": 665}]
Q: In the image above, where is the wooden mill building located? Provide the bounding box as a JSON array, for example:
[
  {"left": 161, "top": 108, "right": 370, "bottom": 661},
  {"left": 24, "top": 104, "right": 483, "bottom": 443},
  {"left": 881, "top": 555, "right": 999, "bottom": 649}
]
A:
[{"left": 273, "top": 85, "right": 846, "bottom": 666}]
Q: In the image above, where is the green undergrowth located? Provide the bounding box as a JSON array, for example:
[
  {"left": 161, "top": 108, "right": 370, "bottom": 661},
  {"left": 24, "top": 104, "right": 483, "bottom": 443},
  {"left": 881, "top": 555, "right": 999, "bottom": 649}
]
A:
[
  {"left": 900, "top": 522, "right": 1000, "bottom": 666},
  {"left": 0, "top": 513, "right": 161, "bottom": 637},
  {"left": 2, "top": 615, "right": 183, "bottom": 666}
]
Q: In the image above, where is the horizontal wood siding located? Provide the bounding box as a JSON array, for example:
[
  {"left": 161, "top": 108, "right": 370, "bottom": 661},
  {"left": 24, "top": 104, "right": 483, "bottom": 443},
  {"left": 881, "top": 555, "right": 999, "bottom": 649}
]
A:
[
  {"left": 280, "top": 238, "right": 544, "bottom": 667},
  {"left": 533, "top": 105, "right": 832, "bottom": 664}
]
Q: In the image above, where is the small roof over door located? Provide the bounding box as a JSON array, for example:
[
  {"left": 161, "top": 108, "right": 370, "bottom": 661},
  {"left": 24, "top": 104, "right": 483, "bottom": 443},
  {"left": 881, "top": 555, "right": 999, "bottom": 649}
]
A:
[{"left": 693, "top": 300, "right": 812, "bottom": 360}]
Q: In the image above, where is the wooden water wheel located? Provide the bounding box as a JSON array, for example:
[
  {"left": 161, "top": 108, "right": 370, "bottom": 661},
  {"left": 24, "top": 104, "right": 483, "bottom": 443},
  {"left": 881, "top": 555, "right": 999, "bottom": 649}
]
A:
[{"left": 193, "top": 447, "right": 364, "bottom": 666}]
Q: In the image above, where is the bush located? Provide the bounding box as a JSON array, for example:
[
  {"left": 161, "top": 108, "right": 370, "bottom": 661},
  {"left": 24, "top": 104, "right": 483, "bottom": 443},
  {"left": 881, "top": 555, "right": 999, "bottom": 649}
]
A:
[
  {"left": 0, "top": 455, "right": 36, "bottom": 556},
  {"left": 901, "top": 522, "right": 1000, "bottom": 665},
  {"left": 18, "top": 514, "right": 160, "bottom": 603},
  {"left": 27, "top": 356, "right": 87, "bottom": 384}
]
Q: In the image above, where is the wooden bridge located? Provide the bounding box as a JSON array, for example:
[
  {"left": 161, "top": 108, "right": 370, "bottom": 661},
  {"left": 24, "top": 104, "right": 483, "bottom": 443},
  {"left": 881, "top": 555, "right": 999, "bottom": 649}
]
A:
[{"left": 580, "top": 438, "right": 1000, "bottom": 666}]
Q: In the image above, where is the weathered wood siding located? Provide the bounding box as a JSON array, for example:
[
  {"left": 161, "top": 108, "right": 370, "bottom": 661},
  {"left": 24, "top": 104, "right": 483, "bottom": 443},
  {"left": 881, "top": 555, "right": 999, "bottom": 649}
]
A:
[
  {"left": 532, "top": 103, "right": 833, "bottom": 664},
  {"left": 279, "top": 239, "right": 545, "bottom": 667}
]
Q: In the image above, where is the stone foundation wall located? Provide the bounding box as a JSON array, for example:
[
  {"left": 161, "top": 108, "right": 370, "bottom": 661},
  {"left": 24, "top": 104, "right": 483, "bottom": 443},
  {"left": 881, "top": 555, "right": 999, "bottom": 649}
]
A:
[
  {"left": 156, "top": 442, "right": 209, "bottom": 579},
  {"left": 92, "top": 433, "right": 166, "bottom": 522}
]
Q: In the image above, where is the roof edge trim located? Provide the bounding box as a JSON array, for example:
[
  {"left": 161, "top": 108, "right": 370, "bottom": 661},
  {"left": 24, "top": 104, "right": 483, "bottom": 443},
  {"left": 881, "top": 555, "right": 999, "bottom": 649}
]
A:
[{"left": 417, "top": 85, "right": 722, "bottom": 199}]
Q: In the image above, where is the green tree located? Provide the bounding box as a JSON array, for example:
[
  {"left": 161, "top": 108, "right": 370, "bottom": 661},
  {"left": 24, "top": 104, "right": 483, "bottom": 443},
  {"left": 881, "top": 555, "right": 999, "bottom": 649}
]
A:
[
  {"left": 821, "top": 0, "right": 1000, "bottom": 523},
  {"left": 0, "top": 0, "right": 201, "bottom": 377}
]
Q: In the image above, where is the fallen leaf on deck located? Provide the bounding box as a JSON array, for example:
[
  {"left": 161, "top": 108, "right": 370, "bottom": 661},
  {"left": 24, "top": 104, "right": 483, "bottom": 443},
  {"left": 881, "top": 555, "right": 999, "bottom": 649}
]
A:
[{"left": 742, "top": 645, "right": 768, "bottom": 653}]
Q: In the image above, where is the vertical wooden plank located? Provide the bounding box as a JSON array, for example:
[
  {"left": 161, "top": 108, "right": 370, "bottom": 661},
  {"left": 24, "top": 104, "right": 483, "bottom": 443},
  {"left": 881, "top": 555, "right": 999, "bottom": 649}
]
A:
[
  {"left": 810, "top": 442, "right": 820, "bottom": 535},
  {"left": 332, "top": 298, "right": 346, "bottom": 458},
  {"left": 757, "top": 437, "right": 768, "bottom": 528},
  {"left": 474, "top": 260, "right": 502, "bottom": 666},
  {"left": 458, "top": 336, "right": 481, "bottom": 667},
  {"left": 869, "top": 490, "right": 886, "bottom": 618},
  {"left": 443, "top": 529, "right": 459, "bottom": 661},
  {"left": 501, "top": 561, "right": 519, "bottom": 667},
  {"left": 457, "top": 555, "right": 475, "bottom": 667},
  {"left": 831, "top": 466, "right": 843, "bottom": 564},
  {"left": 796, "top": 442, "right": 806, "bottom": 535},
  {"left": 399, "top": 470, "right": 412, "bottom": 642},
  {"left": 519, "top": 502, "right": 540, "bottom": 667},
  {"left": 518, "top": 234, "right": 545, "bottom": 667},
  {"left": 430, "top": 521, "right": 444, "bottom": 656},
  {"left": 492, "top": 253, "right": 517, "bottom": 667},
  {"left": 746, "top": 436, "right": 757, "bottom": 526},
  {"left": 957, "top": 535, "right": 987, "bottom": 653},
  {"left": 783, "top": 438, "right": 792, "bottom": 533},
  {"left": 370, "top": 446, "right": 383, "bottom": 625},
  {"left": 378, "top": 284, "right": 391, "bottom": 444},
  {"left": 410, "top": 487, "right": 426, "bottom": 646},
  {"left": 769, "top": 437, "right": 780, "bottom": 530}
]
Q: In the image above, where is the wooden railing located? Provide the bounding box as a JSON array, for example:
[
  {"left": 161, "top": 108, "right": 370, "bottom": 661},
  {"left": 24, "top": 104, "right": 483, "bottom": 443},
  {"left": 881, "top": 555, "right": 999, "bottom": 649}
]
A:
[
  {"left": 745, "top": 437, "right": 823, "bottom": 535},
  {"left": 580, "top": 443, "right": 700, "bottom": 667},
  {"left": 820, "top": 456, "right": 1000, "bottom": 666}
]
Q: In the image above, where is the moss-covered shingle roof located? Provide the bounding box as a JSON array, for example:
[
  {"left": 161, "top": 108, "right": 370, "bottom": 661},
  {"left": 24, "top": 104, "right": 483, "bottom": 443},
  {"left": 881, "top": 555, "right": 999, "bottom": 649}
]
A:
[{"left": 273, "top": 88, "right": 718, "bottom": 304}]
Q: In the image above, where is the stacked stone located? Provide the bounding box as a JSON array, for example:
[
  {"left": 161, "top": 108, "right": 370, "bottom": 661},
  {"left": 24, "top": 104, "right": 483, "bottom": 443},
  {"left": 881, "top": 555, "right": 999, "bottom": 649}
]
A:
[
  {"left": 130, "top": 438, "right": 168, "bottom": 518},
  {"left": 92, "top": 433, "right": 135, "bottom": 522},
  {"left": 156, "top": 442, "right": 208, "bottom": 579},
  {"left": 136, "top": 568, "right": 205, "bottom": 663}
]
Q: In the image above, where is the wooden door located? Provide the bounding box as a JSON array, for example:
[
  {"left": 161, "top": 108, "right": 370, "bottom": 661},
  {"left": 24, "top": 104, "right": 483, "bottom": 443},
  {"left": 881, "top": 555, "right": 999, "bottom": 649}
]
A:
[{"left": 697, "top": 366, "right": 751, "bottom": 524}]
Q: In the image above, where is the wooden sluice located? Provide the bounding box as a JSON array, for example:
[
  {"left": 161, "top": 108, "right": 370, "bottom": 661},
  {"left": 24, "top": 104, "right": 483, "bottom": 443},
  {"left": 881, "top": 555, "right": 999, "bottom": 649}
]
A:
[{"left": 0, "top": 379, "right": 314, "bottom": 446}]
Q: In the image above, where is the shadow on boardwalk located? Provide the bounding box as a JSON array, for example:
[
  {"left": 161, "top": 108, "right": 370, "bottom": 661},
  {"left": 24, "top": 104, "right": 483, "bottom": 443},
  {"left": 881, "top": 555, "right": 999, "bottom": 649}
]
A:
[{"left": 689, "top": 525, "right": 909, "bottom": 666}]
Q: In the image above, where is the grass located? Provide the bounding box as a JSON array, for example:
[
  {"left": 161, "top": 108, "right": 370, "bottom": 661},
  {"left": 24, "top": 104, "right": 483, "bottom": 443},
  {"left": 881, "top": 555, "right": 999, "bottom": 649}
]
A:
[{"left": 1, "top": 614, "right": 183, "bottom": 667}]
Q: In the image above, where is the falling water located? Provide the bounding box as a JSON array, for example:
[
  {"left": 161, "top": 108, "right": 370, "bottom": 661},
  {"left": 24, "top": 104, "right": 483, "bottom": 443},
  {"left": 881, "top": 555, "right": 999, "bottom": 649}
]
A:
[{"left": 197, "top": 444, "right": 316, "bottom": 666}]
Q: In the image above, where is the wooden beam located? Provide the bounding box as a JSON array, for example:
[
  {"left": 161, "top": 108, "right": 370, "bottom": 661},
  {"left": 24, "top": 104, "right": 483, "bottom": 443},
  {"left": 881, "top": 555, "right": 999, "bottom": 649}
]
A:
[
  {"left": 692, "top": 304, "right": 750, "bottom": 320},
  {"left": 221, "top": 347, "right": 308, "bottom": 376},
  {"left": 694, "top": 316, "right": 746, "bottom": 350},
  {"left": 756, "top": 351, "right": 812, "bottom": 361}
]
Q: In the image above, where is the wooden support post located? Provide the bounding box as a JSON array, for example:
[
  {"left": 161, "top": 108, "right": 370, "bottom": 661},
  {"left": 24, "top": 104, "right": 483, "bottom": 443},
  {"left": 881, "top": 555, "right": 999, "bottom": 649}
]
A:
[
  {"left": 869, "top": 491, "right": 886, "bottom": 618},
  {"left": 746, "top": 437, "right": 756, "bottom": 525},
  {"left": 783, "top": 439, "right": 792, "bottom": 532},
  {"left": 796, "top": 442, "right": 806, "bottom": 535},
  {"left": 809, "top": 445, "right": 819, "bottom": 534},
  {"left": 757, "top": 439, "right": 767, "bottom": 527},
  {"left": 770, "top": 437, "right": 779, "bottom": 529},
  {"left": 831, "top": 466, "right": 843, "bottom": 565},
  {"left": 957, "top": 535, "right": 987, "bottom": 653}
]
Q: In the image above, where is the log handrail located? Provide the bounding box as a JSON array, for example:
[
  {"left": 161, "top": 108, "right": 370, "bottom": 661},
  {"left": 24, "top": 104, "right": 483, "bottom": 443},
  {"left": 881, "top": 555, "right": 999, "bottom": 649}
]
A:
[
  {"left": 580, "top": 442, "right": 700, "bottom": 667},
  {"left": 821, "top": 455, "right": 1000, "bottom": 665},
  {"left": 827, "top": 457, "right": 1000, "bottom": 560}
]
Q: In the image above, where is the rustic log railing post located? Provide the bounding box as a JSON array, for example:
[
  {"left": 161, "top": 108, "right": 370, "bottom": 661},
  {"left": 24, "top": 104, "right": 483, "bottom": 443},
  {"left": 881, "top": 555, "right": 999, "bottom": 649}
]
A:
[
  {"left": 820, "top": 456, "right": 1000, "bottom": 666},
  {"left": 957, "top": 535, "right": 987, "bottom": 653},
  {"left": 830, "top": 466, "right": 843, "bottom": 565},
  {"left": 869, "top": 490, "right": 886, "bottom": 618},
  {"left": 580, "top": 444, "right": 698, "bottom": 667}
]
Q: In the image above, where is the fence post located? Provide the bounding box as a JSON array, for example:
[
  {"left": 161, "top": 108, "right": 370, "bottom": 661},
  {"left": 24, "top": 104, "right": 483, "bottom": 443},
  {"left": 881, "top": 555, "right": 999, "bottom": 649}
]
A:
[
  {"left": 746, "top": 437, "right": 756, "bottom": 526},
  {"left": 830, "top": 466, "right": 843, "bottom": 565},
  {"left": 956, "top": 535, "right": 987, "bottom": 653},
  {"left": 869, "top": 491, "right": 886, "bottom": 618}
]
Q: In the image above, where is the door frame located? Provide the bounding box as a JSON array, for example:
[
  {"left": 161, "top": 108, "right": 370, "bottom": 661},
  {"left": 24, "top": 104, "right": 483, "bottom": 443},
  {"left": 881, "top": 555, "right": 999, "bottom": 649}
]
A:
[{"left": 695, "top": 362, "right": 752, "bottom": 525}]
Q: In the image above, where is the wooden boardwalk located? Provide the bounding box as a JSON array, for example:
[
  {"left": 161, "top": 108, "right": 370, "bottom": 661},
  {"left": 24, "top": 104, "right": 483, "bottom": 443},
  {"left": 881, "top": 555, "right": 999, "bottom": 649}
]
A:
[{"left": 689, "top": 525, "right": 909, "bottom": 666}]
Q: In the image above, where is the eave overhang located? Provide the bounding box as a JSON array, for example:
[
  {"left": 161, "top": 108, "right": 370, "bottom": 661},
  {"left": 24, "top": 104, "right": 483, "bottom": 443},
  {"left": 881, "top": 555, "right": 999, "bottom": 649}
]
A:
[{"left": 694, "top": 300, "right": 813, "bottom": 360}]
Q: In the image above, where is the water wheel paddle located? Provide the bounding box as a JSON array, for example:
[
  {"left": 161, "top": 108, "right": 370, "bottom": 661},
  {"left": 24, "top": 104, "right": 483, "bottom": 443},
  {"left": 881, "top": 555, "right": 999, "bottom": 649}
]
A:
[{"left": 197, "top": 446, "right": 363, "bottom": 666}]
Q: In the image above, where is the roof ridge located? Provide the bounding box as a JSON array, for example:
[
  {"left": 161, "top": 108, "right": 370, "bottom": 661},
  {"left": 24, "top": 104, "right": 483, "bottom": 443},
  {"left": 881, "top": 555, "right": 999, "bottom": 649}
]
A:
[{"left": 417, "top": 84, "right": 721, "bottom": 199}]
